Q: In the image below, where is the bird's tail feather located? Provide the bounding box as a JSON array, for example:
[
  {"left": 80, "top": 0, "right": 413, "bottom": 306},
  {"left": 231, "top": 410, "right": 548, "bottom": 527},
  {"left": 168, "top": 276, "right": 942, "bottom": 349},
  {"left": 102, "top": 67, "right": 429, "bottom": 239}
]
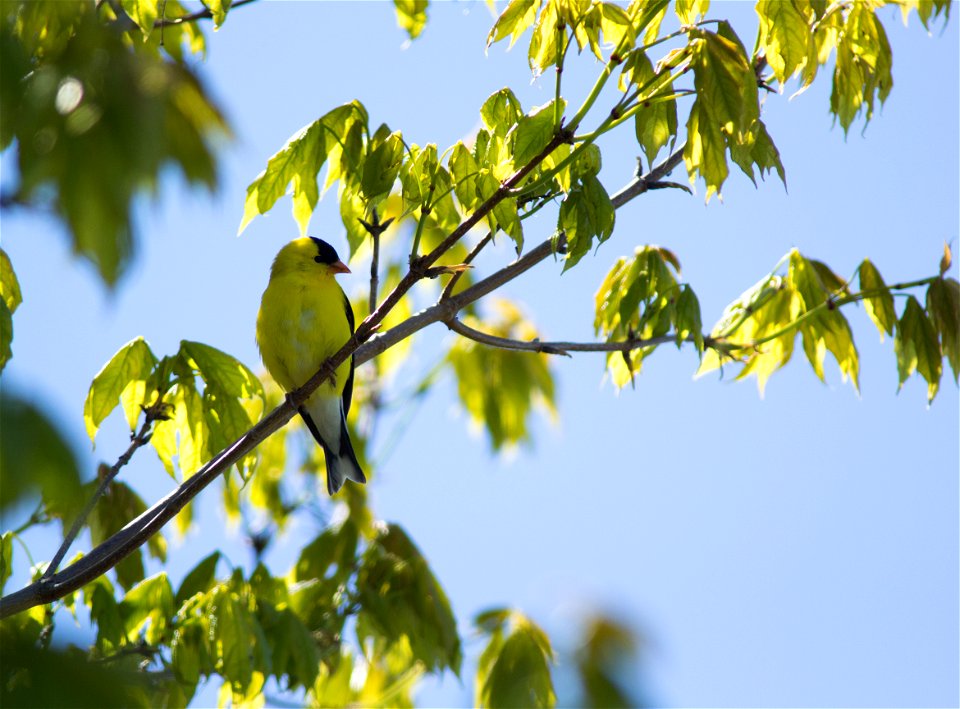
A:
[{"left": 299, "top": 405, "right": 366, "bottom": 496}]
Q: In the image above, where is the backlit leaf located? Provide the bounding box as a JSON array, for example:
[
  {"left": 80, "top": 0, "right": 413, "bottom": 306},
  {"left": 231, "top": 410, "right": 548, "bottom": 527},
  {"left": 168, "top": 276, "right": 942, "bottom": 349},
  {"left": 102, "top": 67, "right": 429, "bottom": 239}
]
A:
[
  {"left": 560, "top": 174, "right": 615, "bottom": 271},
  {"left": 755, "top": 0, "right": 815, "bottom": 87},
  {"left": 674, "top": 286, "right": 704, "bottom": 352},
  {"left": 896, "top": 296, "right": 942, "bottom": 402},
  {"left": 488, "top": 0, "right": 539, "bottom": 50},
  {"left": 476, "top": 611, "right": 555, "bottom": 709},
  {"left": 83, "top": 337, "right": 158, "bottom": 441},
  {"left": 174, "top": 552, "right": 221, "bottom": 607},
  {"left": 447, "top": 301, "right": 556, "bottom": 449},
  {"left": 481, "top": 88, "right": 524, "bottom": 137},
  {"left": 511, "top": 99, "right": 563, "bottom": 167},
  {"left": 623, "top": 51, "right": 678, "bottom": 166},
  {"left": 0, "top": 532, "right": 13, "bottom": 595},
  {"left": 180, "top": 340, "right": 263, "bottom": 401},
  {"left": 395, "top": 0, "right": 428, "bottom": 39},
  {"left": 830, "top": 3, "right": 893, "bottom": 133},
  {"left": 240, "top": 102, "right": 367, "bottom": 235},
  {"left": 0, "top": 300, "right": 12, "bottom": 374},
  {"left": 356, "top": 523, "right": 462, "bottom": 674},
  {"left": 119, "top": 0, "right": 159, "bottom": 41},
  {"left": 0, "top": 248, "right": 23, "bottom": 313},
  {"left": 675, "top": 0, "right": 709, "bottom": 25},
  {"left": 361, "top": 127, "right": 404, "bottom": 203},
  {"left": 926, "top": 277, "right": 959, "bottom": 383},
  {"left": 528, "top": 0, "right": 559, "bottom": 75},
  {"left": 207, "top": 0, "right": 230, "bottom": 29},
  {"left": 120, "top": 572, "right": 174, "bottom": 645},
  {"left": 859, "top": 258, "right": 896, "bottom": 339}
]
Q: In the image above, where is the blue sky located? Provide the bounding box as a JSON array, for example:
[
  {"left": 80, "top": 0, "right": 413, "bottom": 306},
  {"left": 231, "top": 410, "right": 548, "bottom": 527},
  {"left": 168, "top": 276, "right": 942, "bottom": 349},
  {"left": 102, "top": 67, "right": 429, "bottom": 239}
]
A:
[{"left": 2, "top": 2, "right": 957, "bottom": 706}]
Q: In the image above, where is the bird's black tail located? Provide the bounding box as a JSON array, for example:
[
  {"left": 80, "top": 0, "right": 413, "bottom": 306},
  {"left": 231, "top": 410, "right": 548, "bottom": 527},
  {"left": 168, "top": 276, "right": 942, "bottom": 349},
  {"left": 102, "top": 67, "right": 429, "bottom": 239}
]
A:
[{"left": 299, "top": 406, "right": 366, "bottom": 496}]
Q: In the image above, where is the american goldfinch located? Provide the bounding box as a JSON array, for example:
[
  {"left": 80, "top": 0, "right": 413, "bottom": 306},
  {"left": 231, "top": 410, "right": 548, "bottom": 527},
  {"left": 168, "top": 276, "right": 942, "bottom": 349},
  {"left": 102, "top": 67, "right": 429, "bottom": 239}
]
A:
[{"left": 256, "top": 237, "right": 366, "bottom": 495}]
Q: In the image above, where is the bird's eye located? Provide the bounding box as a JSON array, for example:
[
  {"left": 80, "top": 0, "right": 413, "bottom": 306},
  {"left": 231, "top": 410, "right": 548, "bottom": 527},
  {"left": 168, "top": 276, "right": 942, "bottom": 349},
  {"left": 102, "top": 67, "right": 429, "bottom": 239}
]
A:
[{"left": 314, "top": 255, "right": 323, "bottom": 264}]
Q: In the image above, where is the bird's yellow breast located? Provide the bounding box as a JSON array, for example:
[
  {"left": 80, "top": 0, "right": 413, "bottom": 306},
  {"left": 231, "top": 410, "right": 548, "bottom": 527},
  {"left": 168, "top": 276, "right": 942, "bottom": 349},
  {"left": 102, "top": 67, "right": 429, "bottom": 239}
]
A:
[{"left": 256, "top": 271, "right": 352, "bottom": 398}]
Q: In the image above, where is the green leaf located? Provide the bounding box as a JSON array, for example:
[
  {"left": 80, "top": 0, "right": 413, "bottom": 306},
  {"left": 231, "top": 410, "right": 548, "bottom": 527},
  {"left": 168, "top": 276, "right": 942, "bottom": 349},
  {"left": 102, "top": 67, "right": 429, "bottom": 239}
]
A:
[
  {"left": 481, "top": 88, "right": 524, "bottom": 137},
  {"left": 0, "top": 531, "right": 13, "bottom": 596},
  {"left": 0, "top": 392, "right": 82, "bottom": 516},
  {"left": 340, "top": 184, "right": 368, "bottom": 258},
  {"left": 83, "top": 337, "right": 158, "bottom": 442},
  {"left": 560, "top": 174, "right": 615, "bottom": 271},
  {"left": 859, "top": 258, "right": 896, "bottom": 339},
  {"left": 675, "top": 0, "right": 709, "bottom": 25},
  {"left": 450, "top": 142, "right": 481, "bottom": 212},
  {"left": 575, "top": 616, "right": 639, "bottom": 708},
  {"left": 830, "top": 3, "right": 893, "bottom": 133},
  {"left": 447, "top": 301, "right": 556, "bottom": 449},
  {"left": 270, "top": 608, "right": 321, "bottom": 690},
  {"left": 180, "top": 340, "right": 263, "bottom": 401},
  {"left": 207, "top": 0, "right": 230, "bottom": 29},
  {"left": 623, "top": 51, "right": 678, "bottom": 166},
  {"left": 0, "top": 300, "right": 12, "bottom": 375},
  {"left": 83, "top": 575, "right": 124, "bottom": 652},
  {"left": 896, "top": 296, "right": 942, "bottom": 402},
  {"left": 789, "top": 251, "right": 859, "bottom": 391},
  {"left": 476, "top": 612, "right": 556, "bottom": 709},
  {"left": 294, "top": 520, "right": 359, "bottom": 585},
  {"left": 510, "top": 100, "right": 564, "bottom": 167},
  {"left": 395, "top": 0, "right": 428, "bottom": 40},
  {"left": 356, "top": 523, "right": 462, "bottom": 675},
  {"left": 361, "top": 127, "right": 404, "bottom": 203},
  {"left": 674, "top": 286, "right": 704, "bottom": 352},
  {"left": 120, "top": 0, "right": 159, "bottom": 41},
  {"left": 174, "top": 552, "right": 221, "bottom": 607},
  {"left": 488, "top": 0, "right": 538, "bottom": 49},
  {"left": 755, "top": 0, "right": 816, "bottom": 87},
  {"left": 493, "top": 196, "right": 524, "bottom": 253},
  {"left": 528, "top": 0, "right": 559, "bottom": 75},
  {"left": 311, "top": 652, "right": 356, "bottom": 707},
  {"left": 0, "top": 248, "right": 23, "bottom": 313},
  {"left": 240, "top": 102, "right": 367, "bottom": 235},
  {"left": 120, "top": 572, "right": 174, "bottom": 645},
  {"left": 926, "top": 277, "right": 959, "bottom": 383},
  {"left": 684, "top": 25, "right": 777, "bottom": 199},
  {"left": 6, "top": 12, "right": 227, "bottom": 285},
  {"left": 210, "top": 586, "right": 255, "bottom": 691},
  {"left": 171, "top": 615, "right": 207, "bottom": 692}
]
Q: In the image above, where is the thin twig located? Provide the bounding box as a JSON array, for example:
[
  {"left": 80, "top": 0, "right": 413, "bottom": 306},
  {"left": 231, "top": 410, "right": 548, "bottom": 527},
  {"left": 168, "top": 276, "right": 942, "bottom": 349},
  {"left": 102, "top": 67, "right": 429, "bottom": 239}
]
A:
[
  {"left": 440, "top": 230, "right": 493, "bottom": 301},
  {"left": 153, "top": 0, "right": 259, "bottom": 27},
  {"left": 445, "top": 318, "right": 705, "bottom": 356},
  {"left": 40, "top": 402, "right": 168, "bottom": 583}
]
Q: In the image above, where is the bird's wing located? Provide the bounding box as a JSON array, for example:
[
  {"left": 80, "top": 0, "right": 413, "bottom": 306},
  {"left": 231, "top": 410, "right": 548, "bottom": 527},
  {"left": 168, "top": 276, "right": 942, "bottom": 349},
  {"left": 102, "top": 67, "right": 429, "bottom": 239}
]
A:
[{"left": 341, "top": 289, "right": 356, "bottom": 416}]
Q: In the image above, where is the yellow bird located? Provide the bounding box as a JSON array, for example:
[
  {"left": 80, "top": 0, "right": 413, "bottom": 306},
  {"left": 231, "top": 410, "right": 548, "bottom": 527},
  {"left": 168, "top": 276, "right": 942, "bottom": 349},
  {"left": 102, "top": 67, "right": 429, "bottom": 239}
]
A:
[{"left": 256, "top": 237, "right": 366, "bottom": 495}]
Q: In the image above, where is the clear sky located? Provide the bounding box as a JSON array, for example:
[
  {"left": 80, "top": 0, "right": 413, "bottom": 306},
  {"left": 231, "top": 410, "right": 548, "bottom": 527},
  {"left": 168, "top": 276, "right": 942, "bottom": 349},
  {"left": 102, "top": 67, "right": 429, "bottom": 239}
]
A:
[{"left": 2, "top": 2, "right": 958, "bottom": 707}]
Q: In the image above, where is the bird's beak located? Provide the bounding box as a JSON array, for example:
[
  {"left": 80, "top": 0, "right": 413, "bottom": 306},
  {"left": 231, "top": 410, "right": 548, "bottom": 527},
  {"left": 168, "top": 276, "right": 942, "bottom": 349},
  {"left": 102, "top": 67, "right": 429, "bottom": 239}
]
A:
[{"left": 331, "top": 260, "right": 351, "bottom": 274}]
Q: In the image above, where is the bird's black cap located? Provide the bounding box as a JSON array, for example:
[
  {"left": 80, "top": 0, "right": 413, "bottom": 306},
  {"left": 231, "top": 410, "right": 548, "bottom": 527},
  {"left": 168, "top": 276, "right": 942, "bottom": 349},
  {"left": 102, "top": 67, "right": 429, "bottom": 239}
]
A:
[{"left": 310, "top": 237, "right": 342, "bottom": 265}]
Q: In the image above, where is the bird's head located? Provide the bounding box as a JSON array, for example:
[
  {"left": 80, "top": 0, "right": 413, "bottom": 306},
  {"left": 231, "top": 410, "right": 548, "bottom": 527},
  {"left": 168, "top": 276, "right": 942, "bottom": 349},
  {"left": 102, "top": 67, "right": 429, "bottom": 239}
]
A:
[{"left": 271, "top": 237, "right": 351, "bottom": 279}]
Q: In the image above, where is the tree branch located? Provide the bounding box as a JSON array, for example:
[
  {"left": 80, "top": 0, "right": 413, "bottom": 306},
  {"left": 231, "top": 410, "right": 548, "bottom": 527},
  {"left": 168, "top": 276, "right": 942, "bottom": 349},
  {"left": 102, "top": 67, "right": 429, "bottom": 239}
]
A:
[
  {"left": 154, "top": 0, "right": 259, "bottom": 27},
  {"left": 444, "top": 318, "right": 705, "bottom": 356},
  {"left": 0, "top": 144, "right": 685, "bottom": 619}
]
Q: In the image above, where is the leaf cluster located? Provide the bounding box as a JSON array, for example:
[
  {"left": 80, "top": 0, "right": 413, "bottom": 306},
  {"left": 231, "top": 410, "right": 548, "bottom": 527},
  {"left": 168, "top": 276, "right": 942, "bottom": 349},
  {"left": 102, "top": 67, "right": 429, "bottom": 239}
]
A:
[{"left": 1, "top": 0, "right": 228, "bottom": 285}]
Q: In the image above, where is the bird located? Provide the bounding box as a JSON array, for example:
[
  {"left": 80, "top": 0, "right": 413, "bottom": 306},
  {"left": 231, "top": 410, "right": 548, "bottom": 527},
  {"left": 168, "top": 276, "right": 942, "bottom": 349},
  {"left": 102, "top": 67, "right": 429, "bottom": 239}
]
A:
[{"left": 256, "top": 237, "right": 366, "bottom": 495}]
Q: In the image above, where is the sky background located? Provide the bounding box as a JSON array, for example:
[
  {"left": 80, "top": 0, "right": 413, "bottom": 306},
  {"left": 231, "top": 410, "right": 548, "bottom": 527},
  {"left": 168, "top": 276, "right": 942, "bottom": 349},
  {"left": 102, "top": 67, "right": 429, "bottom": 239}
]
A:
[{"left": 2, "top": 2, "right": 958, "bottom": 707}]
